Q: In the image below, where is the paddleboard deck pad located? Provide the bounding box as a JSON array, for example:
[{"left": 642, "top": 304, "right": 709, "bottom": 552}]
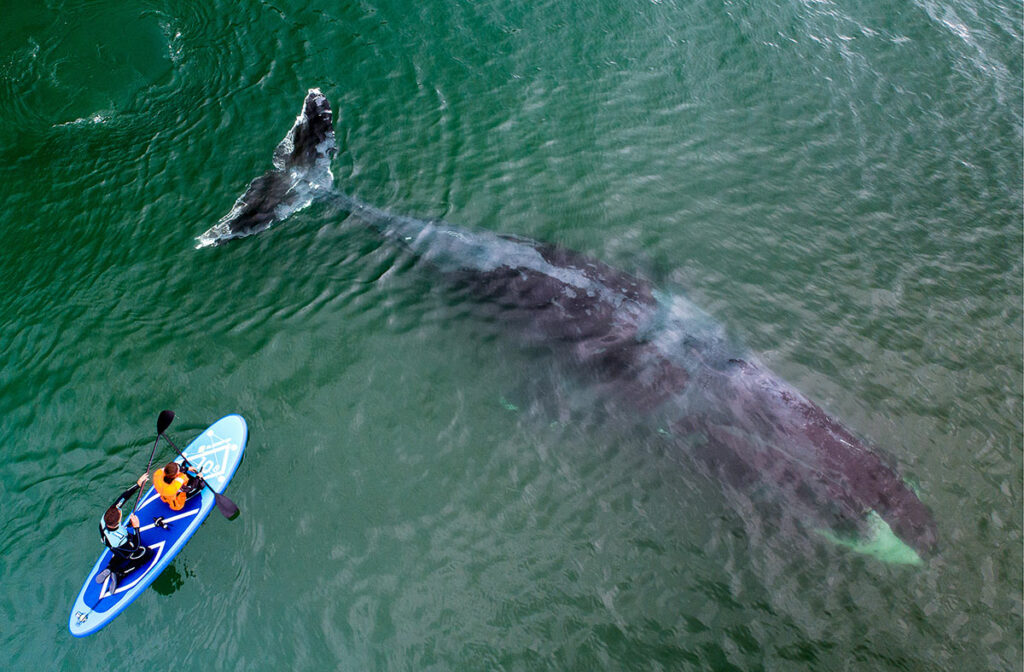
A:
[{"left": 69, "top": 414, "right": 247, "bottom": 637}]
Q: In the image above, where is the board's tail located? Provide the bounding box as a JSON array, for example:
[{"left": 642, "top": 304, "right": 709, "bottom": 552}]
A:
[{"left": 196, "top": 88, "right": 337, "bottom": 247}]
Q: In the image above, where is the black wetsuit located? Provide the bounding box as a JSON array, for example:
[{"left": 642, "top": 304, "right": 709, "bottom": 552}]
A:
[
  {"left": 99, "top": 484, "right": 151, "bottom": 576},
  {"left": 181, "top": 465, "right": 205, "bottom": 499}
]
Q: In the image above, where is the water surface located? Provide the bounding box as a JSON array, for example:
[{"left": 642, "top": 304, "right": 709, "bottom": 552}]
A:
[{"left": 0, "top": 0, "right": 1020, "bottom": 669}]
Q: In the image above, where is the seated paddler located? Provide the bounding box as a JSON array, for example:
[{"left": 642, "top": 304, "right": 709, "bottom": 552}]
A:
[
  {"left": 100, "top": 473, "right": 152, "bottom": 576},
  {"left": 153, "top": 461, "right": 204, "bottom": 511}
]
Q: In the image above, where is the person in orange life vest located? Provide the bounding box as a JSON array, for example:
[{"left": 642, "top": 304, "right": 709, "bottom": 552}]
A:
[{"left": 153, "top": 461, "right": 204, "bottom": 511}]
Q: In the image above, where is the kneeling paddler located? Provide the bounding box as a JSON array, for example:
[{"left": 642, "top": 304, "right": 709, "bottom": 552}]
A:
[
  {"left": 100, "top": 473, "right": 152, "bottom": 579},
  {"left": 153, "top": 461, "right": 204, "bottom": 511}
]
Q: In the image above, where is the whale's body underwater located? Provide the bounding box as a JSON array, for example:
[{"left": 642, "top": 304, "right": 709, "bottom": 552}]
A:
[{"left": 200, "top": 89, "right": 937, "bottom": 563}]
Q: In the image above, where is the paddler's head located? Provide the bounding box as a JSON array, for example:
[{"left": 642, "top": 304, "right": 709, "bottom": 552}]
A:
[
  {"left": 103, "top": 506, "right": 121, "bottom": 530},
  {"left": 162, "top": 462, "right": 180, "bottom": 482}
]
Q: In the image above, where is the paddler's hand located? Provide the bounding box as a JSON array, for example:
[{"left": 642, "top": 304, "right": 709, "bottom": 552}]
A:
[
  {"left": 129, "top": 514, "right": 140, "bottom": 528},
  {"left": 136, "top": 473, "right": 149, "bottom": 488}
]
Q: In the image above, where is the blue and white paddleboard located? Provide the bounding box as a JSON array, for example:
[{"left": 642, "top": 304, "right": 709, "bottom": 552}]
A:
[{"left": 69, "top": 414, "right": 247, "bottom": 637}]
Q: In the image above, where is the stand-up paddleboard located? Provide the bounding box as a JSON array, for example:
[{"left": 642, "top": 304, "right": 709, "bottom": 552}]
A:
[{"left": 69, "top": 414, "right": 247, "bottom": 637}]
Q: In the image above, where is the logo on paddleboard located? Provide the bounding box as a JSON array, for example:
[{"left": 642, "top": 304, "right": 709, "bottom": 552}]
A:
[{"left": 189, "top": 431, "right": 240, "bottom": 488}]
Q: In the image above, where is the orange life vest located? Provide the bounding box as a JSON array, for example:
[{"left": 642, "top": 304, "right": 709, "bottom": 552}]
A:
[{"left": 153, "top": 467, "right": 190, "bottom": 511}]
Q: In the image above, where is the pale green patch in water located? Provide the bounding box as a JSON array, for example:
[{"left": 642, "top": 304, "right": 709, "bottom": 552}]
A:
[{"left": 817, "top": 511, "right": 923, "bottom": 566}]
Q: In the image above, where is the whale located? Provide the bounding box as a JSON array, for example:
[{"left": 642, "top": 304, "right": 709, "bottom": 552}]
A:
[{"left": 199, "top": 89, "right": 938, "bottom": 563}]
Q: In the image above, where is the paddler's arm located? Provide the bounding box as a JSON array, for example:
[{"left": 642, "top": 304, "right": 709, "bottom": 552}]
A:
[
  {"left": 182, "top": 464, "right": 203, "bottom": 484},
  {"left": 124, "top": 513, "right": 143, "bottom": 550},
  {"left": 111, "top": 485, "right": 139, "bottom": 509},
  {"left": 111, "top": 473, "right": 150, "bottom": 509}
]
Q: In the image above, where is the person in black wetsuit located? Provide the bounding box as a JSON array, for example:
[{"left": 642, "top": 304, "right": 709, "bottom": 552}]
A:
[{"left": 99, "top": 473, "right": 152, "bottom": 577}]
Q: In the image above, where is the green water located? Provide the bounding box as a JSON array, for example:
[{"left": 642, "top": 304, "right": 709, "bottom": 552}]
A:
[{"left": 1, "top": 0, "right": 1021, "bottom": 669}]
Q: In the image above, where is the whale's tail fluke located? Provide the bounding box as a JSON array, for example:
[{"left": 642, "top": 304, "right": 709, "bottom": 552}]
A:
[{"left": 196, "top": 88, "right": 337, "bottom": 248}]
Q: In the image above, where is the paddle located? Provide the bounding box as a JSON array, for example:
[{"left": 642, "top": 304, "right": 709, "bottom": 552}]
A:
[
  {"left": 128, "top": 410, "right": 174, "bottom": 516},
  {"left": 158, "top": 418, "right": 240, "bottom": 519}
]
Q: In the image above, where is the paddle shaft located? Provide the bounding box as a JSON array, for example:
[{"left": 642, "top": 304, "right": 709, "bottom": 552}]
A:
[
  {"left": 159, "top": 432, "right": 196, "bottom": 470},
  {"left": 128, "top": 435, "right": 161, "bottom": 517},
  {"left": 128, "top": 410, "right": 175, "bottom": 519}
]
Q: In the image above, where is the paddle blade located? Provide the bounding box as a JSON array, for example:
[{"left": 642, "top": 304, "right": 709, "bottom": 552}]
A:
[
  {"left": 156, "top": 410, "right": 175, "bottom": 434},
  {"left": 214, "top": 492, "right": 240, "bottom": 520}
]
